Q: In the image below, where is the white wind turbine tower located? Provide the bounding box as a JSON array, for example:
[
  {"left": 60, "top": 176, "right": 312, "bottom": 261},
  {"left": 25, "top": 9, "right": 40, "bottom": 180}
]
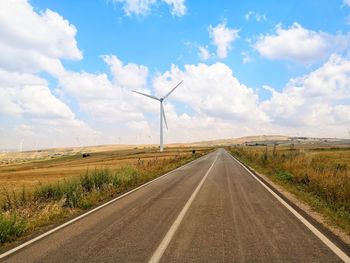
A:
[
  {"left": 132, "top": 80, "right": 183, "bottom": 152},
  {"left": 19, "top": 139, "right": 24, "bottom": 152}
]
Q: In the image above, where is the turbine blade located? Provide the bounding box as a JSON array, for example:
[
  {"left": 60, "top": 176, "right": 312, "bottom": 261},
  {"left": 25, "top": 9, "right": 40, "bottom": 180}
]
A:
[
  {"left": 163, "top": 80, "right": 183, "bottom": 99},
  {"left": 132, "top": 90, "right": 159, "bottom": 101},
  {"left": 161, "top": 103, "right": 168, "bottom": 130}
]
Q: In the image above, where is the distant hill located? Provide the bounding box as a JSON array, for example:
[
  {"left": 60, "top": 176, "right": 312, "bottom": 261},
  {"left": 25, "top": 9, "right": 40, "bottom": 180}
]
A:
[
  {"left": 187, "top": 135, "right": 290, "bottom": 146},
  {"left": 2, "top": 135, "right": 349, "bottom": 164}
]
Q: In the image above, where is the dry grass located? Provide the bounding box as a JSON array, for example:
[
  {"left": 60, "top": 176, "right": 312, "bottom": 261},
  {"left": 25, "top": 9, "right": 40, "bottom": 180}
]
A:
[
  {"left": 229, "top": 145, "right": 350, "bottom": 234},
  {"left": 0, "top": 147, "right": 208, "bottom": 191}
]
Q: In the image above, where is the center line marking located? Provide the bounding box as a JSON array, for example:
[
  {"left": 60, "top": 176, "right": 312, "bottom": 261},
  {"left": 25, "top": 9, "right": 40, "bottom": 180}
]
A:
[{"left": 148, "top": 153, "right": 219, "bottom": 263}]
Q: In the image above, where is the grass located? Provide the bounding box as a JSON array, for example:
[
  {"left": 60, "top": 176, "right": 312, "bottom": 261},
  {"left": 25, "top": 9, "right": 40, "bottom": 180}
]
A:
[
  {"left": 228, "top": 145, "right": 350, "bottom": 234},
  {"left": 0, "top": 214, "right": 26, "bottom": 243},
  {"left": 0, "top": 147, "right": 211, "bottom": 245}
]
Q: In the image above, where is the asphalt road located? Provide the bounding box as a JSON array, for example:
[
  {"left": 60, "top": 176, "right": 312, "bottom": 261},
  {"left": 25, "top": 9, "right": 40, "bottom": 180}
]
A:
[{"left": 2, "top": 149, "right": 348, "bottom": 262}]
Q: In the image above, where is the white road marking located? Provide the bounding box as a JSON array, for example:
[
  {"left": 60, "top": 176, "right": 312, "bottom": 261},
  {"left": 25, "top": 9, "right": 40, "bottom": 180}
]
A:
[
  {"left": 228, "top": 152, "right": 350, "bottom": 263},
  {"left": 0, "top": 151, "right": 213, "bottom": 260},
  {"left": 148, "top": 153, "right": 218, "bottom": 263}
]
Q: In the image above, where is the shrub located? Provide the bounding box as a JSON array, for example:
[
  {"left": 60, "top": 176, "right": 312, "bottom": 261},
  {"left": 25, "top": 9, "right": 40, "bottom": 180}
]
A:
[
  {"left": 0, "top": 214, "right": 26, "bottom": 243},
  {"left": 34, "top": 183, "right": 64, "bottom": 202},
  {"left": 61, "top": 180, "right": 83, "bottom": 208},
  {"left": 260, "top": 152, "right": 268, "bottom": 166},
  {"left": 1, "top": 188, "right": 31, "bottom": 211},
  {"left": 33, "top": 167, "right": 142, "bottom": 209},
  {"left": 80, "top": 173, "right": 95, "bottom": 192},
  {"left": 276, "top": 171, "right": 293, "bottom": 182},
  {"left": 80, "top": 169, "right": 112, "bottom": 192},
  {"left": 117, "top": 166, "right": 139, "bottom": 188}
]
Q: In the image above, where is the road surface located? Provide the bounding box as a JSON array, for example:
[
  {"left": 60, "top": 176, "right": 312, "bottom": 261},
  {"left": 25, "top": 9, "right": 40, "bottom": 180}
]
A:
[{"left": 1, "top": 149, "right": 349, "bottom": 262}]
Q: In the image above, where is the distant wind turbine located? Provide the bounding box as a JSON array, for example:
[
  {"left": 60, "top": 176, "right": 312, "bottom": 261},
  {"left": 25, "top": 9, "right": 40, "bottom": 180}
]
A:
[
  {"left": 132, "top": 80, "right": 183, "bottom": 152},
  {"left": 19, "top": 139, "right": 24, "bottom": 152}
]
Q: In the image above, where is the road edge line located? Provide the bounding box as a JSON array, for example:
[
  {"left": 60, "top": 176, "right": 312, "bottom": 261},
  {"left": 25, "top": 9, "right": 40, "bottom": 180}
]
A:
[
  {"left": 0, "top": 151, "right": 213, "bottom": 260},
  {"left": 148, "top": 153, "right": 218, "bottom": 263},
  {"left": 228, "top": 152, "right": 350, "bottom": 263}
]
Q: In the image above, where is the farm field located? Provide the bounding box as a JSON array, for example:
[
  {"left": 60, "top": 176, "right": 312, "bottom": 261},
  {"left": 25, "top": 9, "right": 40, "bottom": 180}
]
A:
[
  {"left": 0, "top": 146, "right": 209, "bottom": 190},
  {"left": 0, "top": 146, "right": 212, "bottom": 246},
  {"left": 229, "top": 144, "right": 350, "bottom": 235}
]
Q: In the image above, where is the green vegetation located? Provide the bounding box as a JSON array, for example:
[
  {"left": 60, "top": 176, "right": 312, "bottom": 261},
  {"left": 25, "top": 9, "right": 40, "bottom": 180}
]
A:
[
  {"left": 229, "top": 146, "right": 350, "bottom": 234},
  {"left": 0, "top": 150, "right": 207, "bottom": 245},
  {"left": 0, "top": 214, "right": 26, "bottom": 243}
]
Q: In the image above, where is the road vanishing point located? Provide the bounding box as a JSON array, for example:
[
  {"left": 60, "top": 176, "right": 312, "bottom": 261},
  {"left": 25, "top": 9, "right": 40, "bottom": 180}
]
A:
[{"left": 1, "top": 149, "right": 350, "bottom": 263}]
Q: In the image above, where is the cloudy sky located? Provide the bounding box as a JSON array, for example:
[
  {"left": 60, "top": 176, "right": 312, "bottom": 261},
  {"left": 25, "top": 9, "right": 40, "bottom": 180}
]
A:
[{"left": 1, "top": 0, "right": 350, "bottom": 150}]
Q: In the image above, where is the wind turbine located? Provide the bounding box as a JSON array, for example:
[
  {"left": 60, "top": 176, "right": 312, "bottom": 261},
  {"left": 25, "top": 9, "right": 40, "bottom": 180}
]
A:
[
  {"left": 19, "top": 139, "right": 24, "bottom": 152},
  {"left": 132, "top": 80, "right": 183, "bottom": 152}
]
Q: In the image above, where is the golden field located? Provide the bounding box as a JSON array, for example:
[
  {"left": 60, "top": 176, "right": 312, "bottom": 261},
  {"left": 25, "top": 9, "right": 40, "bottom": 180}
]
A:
[{"left": 0, "top": 146, "right": 208, "bottom": 191}]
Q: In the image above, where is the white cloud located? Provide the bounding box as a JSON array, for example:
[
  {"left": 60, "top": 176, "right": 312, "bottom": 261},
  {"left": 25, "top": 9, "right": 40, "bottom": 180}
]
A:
[
  {"left": 255, "top": 22, "right": 350, "bottom": 64},
  {"left": 155, "top": 55, "right": 350, "bottom": 140},
  {"left": 111, "top": 0, "right": 186, "bottom": 16},
  {"left": 3, "top": 51, "right": 350, "bottom": 148},
  {"left": 0, "top": 120, "right": 98, "bottom": 150},
  {"left": 0, "top": 0, "right": 98, "bottom": 149},
  {"left": 261, "top": 54, "right": 350, "bottom": 128},
  {"left": 245, "top": 11, "right": 266, "bottom": 22},
  {"left": 0, "top": 70, "right": 74, "bottom": 119},
  {"left": 245, "top": 11, "right": 254, "bottom": 21},
  {"left": 255, "top": 13, "right": 267, "bottom": 22},
  {"left": 241, "top": 52, "right": 252, "bottom": 64},
  {"left": 0, "top": 1, "right": 78, "bottom": 115},
  {"left": 154, "top": 62, "right": 267, "bottom": 122},
  {"left": 344, "top": 0, "right": 350, "bottom": 7},
  {"left": 162, "top": 0, "right": 186, "bottom": 16},
  {"left": 346, "top": 15, "right": 350, "bottom": 25},
  {"left": 127, "top": 120, "right": 152, "bottom": 135},
  {"left": 0, "top": 53, "right": 158, "bottom": 148},
  {"left": 198, "top": 46, "right": 210, "bottom": 61},
  {"left": 0, "top": 69, "right": 98, "bottom": 149},
  {"left": 103, "top": 55, "right": 149, "bottom": 90},
  {"left": 57, "top": 55, "right": 157, "bottom": 122},
  {"left": 50, "top": 54, "right": 350, "bottom": 143},
  {"left": 112, "top": 0, "right": 156, "bottom": 16},
  {"left": 209, "top": 22, "right": 239, "bottom": 59},
  {"left": 0, "top": 0, "right": 163, "bottom": 148},
  {"left": 0, "top": 0, "right": 82, "bottom": 75}
]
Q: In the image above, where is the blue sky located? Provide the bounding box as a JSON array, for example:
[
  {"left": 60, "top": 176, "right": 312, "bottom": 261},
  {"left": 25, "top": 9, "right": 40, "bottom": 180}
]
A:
[{"left": 1, "top": 0, "right": 350, "bottom": 149}]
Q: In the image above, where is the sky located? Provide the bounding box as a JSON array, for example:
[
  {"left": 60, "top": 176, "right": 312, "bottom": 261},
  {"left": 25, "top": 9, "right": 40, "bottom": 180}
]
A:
[{"left": 1, "top": 0, "right": 350, "bottom": 150}]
